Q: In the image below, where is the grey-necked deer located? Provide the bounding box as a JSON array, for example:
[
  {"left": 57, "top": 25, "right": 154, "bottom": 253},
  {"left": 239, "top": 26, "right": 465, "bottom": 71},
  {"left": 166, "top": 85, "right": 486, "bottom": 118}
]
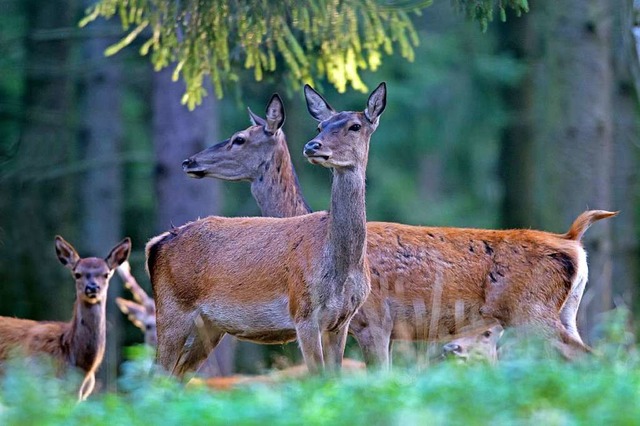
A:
[
  {"left": 116, "top": 261, "right": 157, "bottom": 347},
  {"left": 0, "top": 236, "right": 131, "bottom": 401},
  {"left": 147, "top": 83, "right": 387, "bottom": 376},
  {"left": 182, "top": 93, "right": 616, "bottom": 367}
]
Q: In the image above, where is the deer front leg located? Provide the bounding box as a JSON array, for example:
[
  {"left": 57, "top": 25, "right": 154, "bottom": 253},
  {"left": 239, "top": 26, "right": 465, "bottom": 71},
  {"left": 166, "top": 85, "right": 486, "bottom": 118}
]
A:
[
  {"left": 296, "top": 319, "right": 324, "bottom": 374},
  {"left": 322, "top": 325, "right": 349, "bottom": 372}
]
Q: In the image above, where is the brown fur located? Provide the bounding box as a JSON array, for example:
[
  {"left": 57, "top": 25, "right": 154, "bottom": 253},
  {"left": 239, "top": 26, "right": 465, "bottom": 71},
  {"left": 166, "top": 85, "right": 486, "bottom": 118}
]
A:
[
  {"left": 188, "top": 358, "right": 366, "bottom": 390},
  {"left": 181, "top": 95, "right": 616, "bottom": 367},
  {"left": 148, "top": 83, "right": 387, "bottom": 376},
  {"left": 0, "top": 236, "right": 131, "bottom": 401}
]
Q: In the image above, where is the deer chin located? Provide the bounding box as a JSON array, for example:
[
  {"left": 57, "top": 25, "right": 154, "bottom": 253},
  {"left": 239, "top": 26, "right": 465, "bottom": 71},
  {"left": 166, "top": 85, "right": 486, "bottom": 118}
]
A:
[
  {"left": 185, "top": 170, "right": 208, "bottom": 179},
  {"left": 82, "top": 294, "right": 102, "bottom": 304},
  {"left": 305, "top": 155, "right": 330, "bottom": 166}
]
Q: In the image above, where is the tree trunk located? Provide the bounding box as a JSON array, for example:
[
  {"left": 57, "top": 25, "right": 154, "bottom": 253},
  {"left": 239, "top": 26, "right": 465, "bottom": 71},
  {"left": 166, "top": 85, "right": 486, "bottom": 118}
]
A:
[
  {"left": 0, "top": 0, "right": 75, "bottom": 321},
  {"left": 532, "top": 0, "right": 614, "bottom": 339},
  {"left": 79, "top": 4, "right": 124, "bottom": 392},
  {"left": 151, "top": 68, "right": 235, "bottom": 374},
  {"left": 610, "top": 0, "right": 640, "bottom": 312}
]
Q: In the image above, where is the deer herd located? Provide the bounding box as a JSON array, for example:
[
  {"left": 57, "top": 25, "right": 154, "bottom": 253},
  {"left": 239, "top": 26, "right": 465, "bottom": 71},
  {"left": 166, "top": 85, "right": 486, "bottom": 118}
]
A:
[{"left": 0, "top": 83, "right": 617, "bottom": 399}]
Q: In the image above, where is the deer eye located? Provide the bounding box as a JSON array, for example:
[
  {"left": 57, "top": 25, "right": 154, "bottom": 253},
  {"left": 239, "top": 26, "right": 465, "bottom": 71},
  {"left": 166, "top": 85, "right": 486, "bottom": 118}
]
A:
[
  {"left": 483, "top": 330, "right": 492, "bottom": 338},
  {"left": 74, "top": 272, "right": 82, "bottom": 279},
  {"left": 103, "top": 273, "right": 109, "bottom": 279},
  {"left": 233, "top": 136, "right": 245, "bottom": 145},
  {"left": 349, "top": 123, "right": 361, "bottom": 132}
]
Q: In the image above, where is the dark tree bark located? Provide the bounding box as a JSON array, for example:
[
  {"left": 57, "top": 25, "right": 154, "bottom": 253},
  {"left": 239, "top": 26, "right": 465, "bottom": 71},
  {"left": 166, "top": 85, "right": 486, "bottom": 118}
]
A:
[
  {"left": 610, "top": 0, "right": 640, "bottom": 312},
  {"left": 79, "top": 3, "right": 125, "bottom": 391},
  {"left": 531, "top": 0, "right": 615, "bottom": 339},
  {"left": 0, "top": 0, "right": 75, "bottom": 321},
  {"left": 152, "top": 68, "right": 236, "bottom": 375}
]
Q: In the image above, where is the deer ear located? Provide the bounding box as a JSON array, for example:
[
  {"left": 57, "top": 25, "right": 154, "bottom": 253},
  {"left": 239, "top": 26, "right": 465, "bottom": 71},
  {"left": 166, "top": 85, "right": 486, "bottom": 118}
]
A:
[
  {"left": 55, "top": 236, "right": 80, "bottom": 269},
  {"left": 248, "top": 107, "right": 266, "bottom": 127},
  {"left": 106, "top": 237, "right": 131, "bottom": 270},
  {"left": 364, "top": 82, "right": 387, "bottom": 126},
  {"left": 265, "top": 93, "right": 285, "bottom": 134},
  {"left": 304, "top": 84, "right": 335, "bottom": 122}
]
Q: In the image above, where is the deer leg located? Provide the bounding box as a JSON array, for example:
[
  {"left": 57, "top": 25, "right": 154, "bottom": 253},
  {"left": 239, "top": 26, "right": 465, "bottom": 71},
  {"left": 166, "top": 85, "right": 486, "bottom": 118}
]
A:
[
  {"left": 352, "top": 325, "right": 391, "bottom": 370},
  {"left": 296, "top": 320, "right": 324, "bottom": 374},
  {"left": 322, "top": 325, "right": 349, "bottom": 372}
]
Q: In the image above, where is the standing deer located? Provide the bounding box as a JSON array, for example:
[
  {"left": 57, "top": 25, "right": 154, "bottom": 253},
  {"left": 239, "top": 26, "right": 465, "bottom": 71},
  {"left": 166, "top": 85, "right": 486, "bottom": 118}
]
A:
[
  {"left": 115, "top": 261, "right": 157, "bottom": 347},
  {"left": 147, "top": 83, "right": 387, "bottom": 376},
  {"left": 0, "top": 236, "right": 131, "bottom": 401},
  {"left": 182, "top": 94, "right": 616, "bottom": 367}
]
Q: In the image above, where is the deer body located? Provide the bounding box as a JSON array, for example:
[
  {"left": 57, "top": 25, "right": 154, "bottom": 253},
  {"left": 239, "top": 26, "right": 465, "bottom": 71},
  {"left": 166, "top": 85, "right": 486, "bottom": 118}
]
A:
[
  {"left": 149, "top": 84, "right": 387, "bottom": 375},
  {"left": 183, "top": 95, "right": 615, "bottom": 367},
  {"left": 0, "top": 236, "right": 130, "bottom": 400}
]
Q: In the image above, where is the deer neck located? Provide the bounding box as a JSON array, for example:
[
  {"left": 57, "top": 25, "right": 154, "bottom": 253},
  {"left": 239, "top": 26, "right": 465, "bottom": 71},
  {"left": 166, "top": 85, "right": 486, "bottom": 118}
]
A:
[
  {"left": 63, "top": 301, "right": 107, "bottom": 373},
  {"left": 325, "top": 165, "right": 368, "bottom": 279},
  {"left": 251, "top": 133, "right": 311, "bottom": 218}
]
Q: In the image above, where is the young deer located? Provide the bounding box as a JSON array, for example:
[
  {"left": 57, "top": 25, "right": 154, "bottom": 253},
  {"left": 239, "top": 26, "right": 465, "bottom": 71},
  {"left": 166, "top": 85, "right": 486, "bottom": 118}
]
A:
[
  {"left": 0, "top": 236, "right": 131, "bottom": 401},
  {"left": 115, "top": 261, "right": 157, "bottom": 347},
  {"left": 441, "top": 320, "right": 504, "bottom": 364},
  {"left": 147, "top": 83, "right": 387, "bottom": 376},
  {"left": 182, "top": 95, "right": 616, "bottom": 366}
]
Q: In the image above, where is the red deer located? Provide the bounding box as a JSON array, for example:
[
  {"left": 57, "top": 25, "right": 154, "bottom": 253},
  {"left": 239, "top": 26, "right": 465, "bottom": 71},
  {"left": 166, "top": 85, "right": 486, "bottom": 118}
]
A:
[
  {"left": 0, "top": 236, "right": 131, "bottom": 400},
  {"left": 442, "top": 320, "right": 503, "bottom": 364},
  {"left": 182, "top": 95, "right": 616, "bottom": 366},
  {"left": 147, "top": 83, "right": 387, "bottom": 376},
  {"left": 115, "top": 261, "right": 157, "bottom": 347}
]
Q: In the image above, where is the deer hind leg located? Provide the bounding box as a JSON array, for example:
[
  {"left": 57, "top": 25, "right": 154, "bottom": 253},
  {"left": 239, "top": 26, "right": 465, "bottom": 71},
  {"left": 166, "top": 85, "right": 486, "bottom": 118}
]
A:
[
  {"left": 322, "top": 325, "right": 349, "bottom": 373},
  {"left": 78, "top": 373, "right": 95, "bottom": 402},
  {"left": 296, "top": 319, "right": 324, "bottom": 374},
  {"left": 352, "top": 325, "right": 391, "bottom": 370}
]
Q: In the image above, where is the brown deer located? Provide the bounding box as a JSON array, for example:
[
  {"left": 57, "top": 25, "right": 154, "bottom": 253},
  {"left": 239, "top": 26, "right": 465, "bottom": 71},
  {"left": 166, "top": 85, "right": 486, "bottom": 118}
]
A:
[
  {"left": 441, "top": 320, "right": 504, "bottom": 364},
  {"left": 115, "top": 261, "right": 157, "bottom": 347},
  {"left": 182, "top": 95, "right": 616, "bottom": 367},
  {"left": 0, "top": 236, "right": 131, "bottom": 401},
  {"left": 147, "top": 83, "right": 387, "bottom": 376}
]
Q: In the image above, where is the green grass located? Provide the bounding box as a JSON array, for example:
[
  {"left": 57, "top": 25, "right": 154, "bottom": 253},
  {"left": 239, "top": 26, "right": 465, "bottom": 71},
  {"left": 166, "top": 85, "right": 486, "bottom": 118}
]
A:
[{"left": 1, "top": 310, "right": 639, "bottom": 425}]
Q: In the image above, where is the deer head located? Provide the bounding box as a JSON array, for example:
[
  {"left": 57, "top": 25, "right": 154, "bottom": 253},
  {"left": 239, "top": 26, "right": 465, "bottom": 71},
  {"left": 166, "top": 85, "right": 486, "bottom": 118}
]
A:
[
  {"left": 303, "top": 83, "right": 386, "bottom": 170},
  {"left": 442, "top": 321, "right": 504, "bottom": 364},
  {"left": 55, "top": 236, "right": 131, "bottom": 304},
  {"left": 182, "top": 94, "right": 286, "bottom": 181}
]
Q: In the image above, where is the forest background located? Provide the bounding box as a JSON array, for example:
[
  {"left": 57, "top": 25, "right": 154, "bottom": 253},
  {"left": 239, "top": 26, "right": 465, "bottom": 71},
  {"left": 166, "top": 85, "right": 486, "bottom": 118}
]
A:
[{"left": 0, "top": 0, "right": 638, "bottom": 391}]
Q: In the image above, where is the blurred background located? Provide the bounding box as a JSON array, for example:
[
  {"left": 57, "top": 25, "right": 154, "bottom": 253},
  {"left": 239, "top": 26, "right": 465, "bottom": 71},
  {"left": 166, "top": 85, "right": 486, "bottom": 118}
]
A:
[{"left": 0, "top": 0, "right": 638, "bottom": 390}]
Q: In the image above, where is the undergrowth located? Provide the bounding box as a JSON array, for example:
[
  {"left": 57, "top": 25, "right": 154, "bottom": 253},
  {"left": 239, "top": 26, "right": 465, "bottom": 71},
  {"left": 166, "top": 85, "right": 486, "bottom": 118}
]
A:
[{"left": 0, "top": 308, "right": 637, "bottom": 425}]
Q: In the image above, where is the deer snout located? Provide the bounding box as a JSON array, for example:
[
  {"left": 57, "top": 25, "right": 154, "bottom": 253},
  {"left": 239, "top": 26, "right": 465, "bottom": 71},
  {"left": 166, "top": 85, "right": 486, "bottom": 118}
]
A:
[
  {"left": 304, "top": 141, "right": 322, "bottom": 156},
  {"left": 84, "top": 283, "right": 100, "bottom": 298},
  {"left": 182, "top": 158, "right": 196, "bottom": 170},
  {"left": 442, "top": 342, "right": 463, "bottom": 357}
]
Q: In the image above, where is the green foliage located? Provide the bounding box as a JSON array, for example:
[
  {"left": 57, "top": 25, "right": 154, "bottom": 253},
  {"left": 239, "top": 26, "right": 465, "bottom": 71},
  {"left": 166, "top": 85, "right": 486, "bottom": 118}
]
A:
[
  {"left": 452, "top": 0, "right": 529, "bottom": 32},
  {"left": 80, "top": 0, "right": 424, "bottom": 108},
  {"left": 1, "top": 314, "right": 640, "bottom": 426},
  {"left": 79, "top": 1, "right": 528, "bottom": 108}
]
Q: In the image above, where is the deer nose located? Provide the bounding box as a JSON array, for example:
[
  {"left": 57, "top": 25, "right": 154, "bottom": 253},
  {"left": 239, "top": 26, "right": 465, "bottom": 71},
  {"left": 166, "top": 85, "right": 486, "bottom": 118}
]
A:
[
  {"left": 304, "top": 141, "right": 322, "bottom": 155},
  {"left": 85, "top": 283, "right": 99, "bottom": 296},
  {"left": 443, "top": 343, "right": 461, "bottom": 354},
  {"left": 182, "top": 158, "right": 195, "bottom": 170}
]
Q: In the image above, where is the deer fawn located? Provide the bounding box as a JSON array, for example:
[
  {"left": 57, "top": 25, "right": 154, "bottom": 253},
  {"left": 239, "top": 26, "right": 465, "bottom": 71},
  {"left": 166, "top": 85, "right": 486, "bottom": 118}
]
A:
[
  {"left": 147, "top": 83, "right": 386, "bottom": 376},
  {"left": 0, "top": 236, "right": 131, "bottom": 401},
  {"left": 183, "top": 94, "right": 616, "bottom": 367},
  {"left": 115, "top": 261, "right": 157, "bottom": 347},
  {"left": 442, "top": 320, "right": 504, "bottom": 364}
]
